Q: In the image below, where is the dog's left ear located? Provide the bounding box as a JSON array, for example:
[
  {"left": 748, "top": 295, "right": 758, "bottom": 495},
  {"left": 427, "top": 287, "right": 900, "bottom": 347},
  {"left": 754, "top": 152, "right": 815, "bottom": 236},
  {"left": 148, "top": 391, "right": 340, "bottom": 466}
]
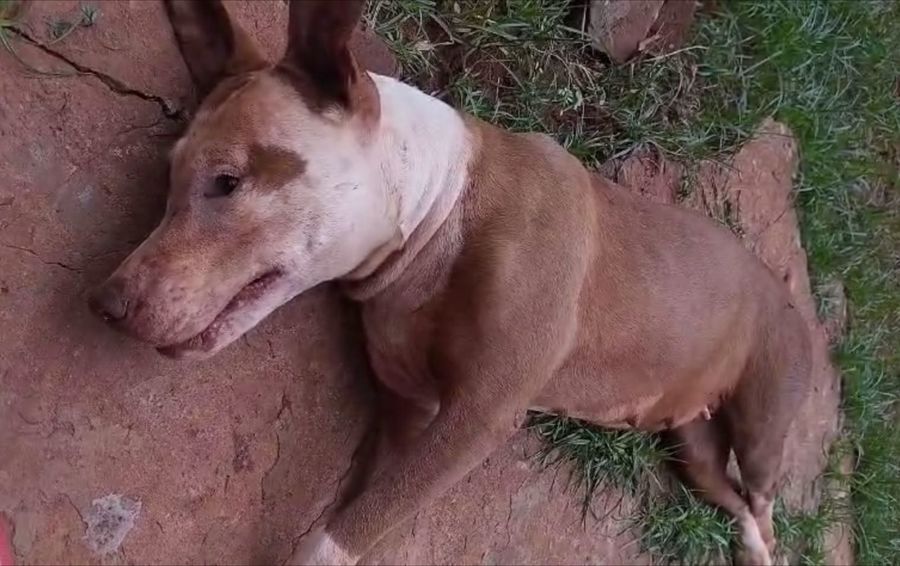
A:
[
  {"left": 278, "top": 0, "right": 375, "bottom": 113},
  {"left": 164, "top": 0, "right": 267, "bottom": 99}
]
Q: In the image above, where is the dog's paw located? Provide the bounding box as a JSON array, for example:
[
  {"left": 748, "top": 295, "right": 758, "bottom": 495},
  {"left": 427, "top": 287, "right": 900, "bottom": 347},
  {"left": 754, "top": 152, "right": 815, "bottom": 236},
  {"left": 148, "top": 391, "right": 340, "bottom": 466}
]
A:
[
  {"left": 734, "top": 546, "right": 773, "bottom": 566},
  {"left": 288, "top": 527, "right": 356, "bottom": 566},
  {"left": 734, "top": 515, "right": 773, "bottom": 566}
]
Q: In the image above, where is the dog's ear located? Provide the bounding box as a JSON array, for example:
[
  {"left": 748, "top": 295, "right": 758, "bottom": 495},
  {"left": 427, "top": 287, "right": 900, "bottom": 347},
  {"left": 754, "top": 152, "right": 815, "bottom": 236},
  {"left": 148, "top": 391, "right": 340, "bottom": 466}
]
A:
[
  {"left": 278, "top": 0, "right": 370, "bottom": 111},
  {"left": 163, "top": 0, "right": 267, "bottom": 99}
]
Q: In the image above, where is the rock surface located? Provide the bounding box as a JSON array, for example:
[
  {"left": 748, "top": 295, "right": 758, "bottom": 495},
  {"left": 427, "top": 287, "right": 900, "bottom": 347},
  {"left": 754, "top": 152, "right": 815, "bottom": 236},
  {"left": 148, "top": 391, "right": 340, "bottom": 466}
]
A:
[
  {"left": 589, "top": 0, "right": 664, "bottom": 62},
  {"left": 0, "top": 2, "right": 840, "bottom": 565},
  {"left": 646, "top": 0, "right": 698, "bottom": 55},
  {"left": 588, "top": 0, "right": 697, "bottom": 62},
  {"left": 697, "top": 121, "right": 843, "bottom": 535},
  {"left": 351, "top": 26, "right": 399, "bottom": 78},
  {"left": 0, "top": 2, "right": 370, "bottom": 564}
]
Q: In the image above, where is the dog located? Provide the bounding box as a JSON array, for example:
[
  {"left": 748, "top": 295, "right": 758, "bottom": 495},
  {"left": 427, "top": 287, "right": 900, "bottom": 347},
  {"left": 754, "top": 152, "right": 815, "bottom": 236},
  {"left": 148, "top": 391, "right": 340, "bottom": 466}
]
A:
[{"left": 88, "top": 1, "right": 812, "bottom": 564}]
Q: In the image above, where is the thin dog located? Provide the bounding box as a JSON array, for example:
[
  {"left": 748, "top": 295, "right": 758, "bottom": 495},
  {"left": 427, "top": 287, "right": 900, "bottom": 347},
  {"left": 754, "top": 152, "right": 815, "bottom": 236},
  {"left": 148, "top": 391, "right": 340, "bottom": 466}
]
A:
[{"left": 88, "top": 2, "right": 812, "bottom": 564}]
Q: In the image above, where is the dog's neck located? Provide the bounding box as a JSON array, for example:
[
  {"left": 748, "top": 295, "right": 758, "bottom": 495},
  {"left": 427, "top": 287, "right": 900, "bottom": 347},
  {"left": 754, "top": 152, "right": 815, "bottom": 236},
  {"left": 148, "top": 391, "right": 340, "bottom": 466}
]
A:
[
  {"left": 373, "top": 73, "right": 472, "bottom": 240},
  {"left": 342, "top": 74, "right": 474, "bottom": 294}
]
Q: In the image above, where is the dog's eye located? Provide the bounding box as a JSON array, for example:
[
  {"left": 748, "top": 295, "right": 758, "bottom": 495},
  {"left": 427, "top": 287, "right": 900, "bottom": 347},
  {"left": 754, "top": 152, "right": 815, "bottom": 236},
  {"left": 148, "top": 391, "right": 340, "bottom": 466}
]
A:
[{"left": 208, "top": 174, "right": 241, "bottom": 197}]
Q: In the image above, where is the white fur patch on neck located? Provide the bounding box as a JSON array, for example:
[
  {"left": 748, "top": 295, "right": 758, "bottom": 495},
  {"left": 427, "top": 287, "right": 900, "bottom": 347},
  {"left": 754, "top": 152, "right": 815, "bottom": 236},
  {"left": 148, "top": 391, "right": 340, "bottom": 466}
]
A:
[{"left": 370, "top": 73, "right": 472, "bottom": 243}]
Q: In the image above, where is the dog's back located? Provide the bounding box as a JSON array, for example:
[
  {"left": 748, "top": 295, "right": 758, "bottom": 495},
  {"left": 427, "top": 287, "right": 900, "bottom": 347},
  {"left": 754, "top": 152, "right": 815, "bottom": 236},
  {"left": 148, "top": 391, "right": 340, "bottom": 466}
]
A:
[
  {"left": 536, "top": 171, "right": 809, "bottom": 430},
  {"left": 441, "top": 119, "right": 812, "bottom": 564},
  {"left": 357, "top": 115, "right": 811, "bottom": 434}
]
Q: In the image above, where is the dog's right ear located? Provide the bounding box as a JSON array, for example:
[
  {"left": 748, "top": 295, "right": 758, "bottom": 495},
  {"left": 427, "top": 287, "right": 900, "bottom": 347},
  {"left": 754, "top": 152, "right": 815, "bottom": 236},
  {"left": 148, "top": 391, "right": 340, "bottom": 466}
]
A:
[
  {"left": 278, "top": 0, "right": 371, "bottom": 112},
  {"left": 163, "top": 0, "right": 267, "bottom": 99}
]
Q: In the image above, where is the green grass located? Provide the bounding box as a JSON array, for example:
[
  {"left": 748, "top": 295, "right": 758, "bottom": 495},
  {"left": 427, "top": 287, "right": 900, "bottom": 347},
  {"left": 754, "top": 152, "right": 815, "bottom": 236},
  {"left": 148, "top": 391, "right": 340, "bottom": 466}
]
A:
[
  {"left": 365, "top": 0, "right": 614, "bottom": 165},
  {"left": 530, "top": 414, "right": 735, "bottom": 563},
  {"left": 530, "top": 413, "right": 844, "bottom": 564},
  {"left": 372, "top": 0, "right": 898, "bottom": 563},
  {"left": 529, "top": 413, "right": 669, "bottom": 511},
  {"left": 775, "top": 499, "right": 834, "bottom": 566},
  {"left": 638, "top": 485, "right": 735, "bottom": 566}
]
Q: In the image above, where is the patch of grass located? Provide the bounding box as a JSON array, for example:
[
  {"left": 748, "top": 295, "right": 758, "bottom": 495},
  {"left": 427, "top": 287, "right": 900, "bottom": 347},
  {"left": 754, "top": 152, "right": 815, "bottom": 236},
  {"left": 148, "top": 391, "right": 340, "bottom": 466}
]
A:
[
  {"left": 638, "top": 485, "right": 734, "bottom": 566},
  {"left": 529, "top": 413, "right": 668, "bottom": 512},
  {"left": 531, "top": 413, "right": 837, "bottom": 564},
  {"left": 375, "top": 0, "right": 899, "bottom": 563},
  {"left": 366, "top": 0, "right": 614, "bottom": 166},
  {"left": 775, "top": 500, "right": 832, "bottom": 566},
  {"left": 529, "top": 413, "right": 736, "bottom": 563},
  {"left": 364, "top": 0, "right": 446, "bottom": 81}
]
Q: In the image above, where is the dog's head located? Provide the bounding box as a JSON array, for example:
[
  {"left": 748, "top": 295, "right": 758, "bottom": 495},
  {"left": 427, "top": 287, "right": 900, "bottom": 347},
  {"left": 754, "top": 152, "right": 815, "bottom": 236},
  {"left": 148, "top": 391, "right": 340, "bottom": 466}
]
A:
[{"left": 89, "top": 0, "right": 396, "bottom": 359}]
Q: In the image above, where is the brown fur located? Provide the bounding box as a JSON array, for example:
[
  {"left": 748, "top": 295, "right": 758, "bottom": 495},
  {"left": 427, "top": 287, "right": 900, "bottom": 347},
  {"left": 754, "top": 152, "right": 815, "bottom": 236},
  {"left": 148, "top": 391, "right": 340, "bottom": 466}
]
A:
[
  {"left": 276, "top": 0, "right": 380, "bottom": 121},
  {"left": 89, "top": 2, "right": 812, "bottom": 565},
  {"left": 163, "top": 0, "right": 266, "bottom": 98},
  {"left": 248, "top": 144, "right": 307, "bottom": 191},
  {"left": 330, "top": 120, "right": 811, "bottom": 562}
]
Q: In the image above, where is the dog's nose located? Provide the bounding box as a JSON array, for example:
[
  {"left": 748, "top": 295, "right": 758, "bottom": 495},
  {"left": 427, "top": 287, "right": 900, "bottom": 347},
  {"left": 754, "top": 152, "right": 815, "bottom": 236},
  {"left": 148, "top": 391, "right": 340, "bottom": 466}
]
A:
[{"left": 88, "top": 278, "right": 130, "bottom": 323}]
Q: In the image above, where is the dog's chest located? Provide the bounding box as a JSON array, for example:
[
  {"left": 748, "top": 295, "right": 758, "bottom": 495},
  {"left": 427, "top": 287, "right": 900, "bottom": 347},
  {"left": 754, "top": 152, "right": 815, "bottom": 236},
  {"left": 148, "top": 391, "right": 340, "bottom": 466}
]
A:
[
  {"left": 360, "top": 279, "right": 446, "bottom": 404},
  {"left": 356, "top": 200, "right": 464, "bottom": 403}
]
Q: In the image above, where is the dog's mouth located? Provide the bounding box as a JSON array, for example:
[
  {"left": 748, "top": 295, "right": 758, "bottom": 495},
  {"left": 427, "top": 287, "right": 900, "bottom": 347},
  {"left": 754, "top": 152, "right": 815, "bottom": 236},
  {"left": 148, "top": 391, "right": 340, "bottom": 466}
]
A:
[{"left": 157, "top": 268, "right": 285, "bottom": 359}]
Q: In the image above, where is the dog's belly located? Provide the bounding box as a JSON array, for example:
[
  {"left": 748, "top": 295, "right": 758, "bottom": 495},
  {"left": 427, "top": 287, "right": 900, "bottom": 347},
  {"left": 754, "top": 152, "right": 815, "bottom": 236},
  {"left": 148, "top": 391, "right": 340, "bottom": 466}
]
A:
[
  {"left": 530, "top": 391, "right": 665, "bottom": 429},
  {"left": 534, "top": 377, "right": 730, "bottom": 432},
  {"left": 535, "top": 334, "right": 750, "bottom": 432}
]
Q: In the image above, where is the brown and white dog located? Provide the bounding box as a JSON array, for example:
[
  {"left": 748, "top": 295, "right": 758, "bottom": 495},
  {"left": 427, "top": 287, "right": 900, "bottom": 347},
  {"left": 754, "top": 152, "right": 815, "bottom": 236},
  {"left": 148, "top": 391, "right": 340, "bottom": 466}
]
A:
[{"left": 88, "top": 1, "right": 812, "bottom": 564}]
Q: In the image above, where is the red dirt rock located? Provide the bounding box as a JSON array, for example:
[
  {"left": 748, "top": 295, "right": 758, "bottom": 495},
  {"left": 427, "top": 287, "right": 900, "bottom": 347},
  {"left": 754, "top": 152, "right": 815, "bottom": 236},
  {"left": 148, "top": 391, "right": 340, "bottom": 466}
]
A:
[
  {"left": 589, "top": 0, "right": 697, "bottom": 62},
  {"left": 589, "top": 0, "right": 664, "bottom": 62},
  {"left": 647, "top": 0, "right": 698, "bottom": 54},
  {"left": 350, "top": 26, "right": 399, "bottom": 78},
  {"left": 700, "top": 121, "right": 843, "bottom": 528},
  {"left": 367, "top": 434, "right": 644, "bottom": 565},
  {"left": 602, "top": 147, "right": 683, "bottom": 204}
]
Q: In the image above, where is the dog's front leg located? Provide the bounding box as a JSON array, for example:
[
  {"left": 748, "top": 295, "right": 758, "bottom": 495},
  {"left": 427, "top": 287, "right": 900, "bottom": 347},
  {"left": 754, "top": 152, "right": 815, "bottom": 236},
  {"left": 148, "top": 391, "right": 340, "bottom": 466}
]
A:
[
  {"left": 289, "top": 390, "right": 525, "bottom": 565},
  {"left": 288, "top": 237, "right": 584, "bottom": 564},
  {"left": 289, "top": 320, "right": 575, "bottom": 565},
  {"left": 290, "top": 346, "right": 579, "bottom": 565}
]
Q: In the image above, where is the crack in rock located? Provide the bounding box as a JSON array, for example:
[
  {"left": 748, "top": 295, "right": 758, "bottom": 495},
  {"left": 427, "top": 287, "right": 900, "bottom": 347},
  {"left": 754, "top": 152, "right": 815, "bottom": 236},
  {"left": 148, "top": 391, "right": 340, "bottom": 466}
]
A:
[
  {"left": 2, "top": 242, "right": 82, "bottom": 273},
  {"left": 11, "top": 28, "right": 184, "bottom": 121},
  {"left": 261, "top": 430, "right": 282, "bottom": 504},
  {"left": 287, "top": 437, "right": 369, "bottom": 562}
]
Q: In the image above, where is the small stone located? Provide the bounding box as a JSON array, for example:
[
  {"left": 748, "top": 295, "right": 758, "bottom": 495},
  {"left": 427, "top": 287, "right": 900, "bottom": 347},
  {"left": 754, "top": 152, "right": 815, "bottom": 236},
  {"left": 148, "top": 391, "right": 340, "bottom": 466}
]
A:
[
  {"left": 589, "top": 0, "right": 664, "bottom": 63},
  {"left": 83, "top": 494, "right": 141, "bottom": 556},
  {"left": 350, "top": 26, "right": 399, "bottom": 78},
  {"left": 646, "top": 0, "right": 698, "bottom": 54}
]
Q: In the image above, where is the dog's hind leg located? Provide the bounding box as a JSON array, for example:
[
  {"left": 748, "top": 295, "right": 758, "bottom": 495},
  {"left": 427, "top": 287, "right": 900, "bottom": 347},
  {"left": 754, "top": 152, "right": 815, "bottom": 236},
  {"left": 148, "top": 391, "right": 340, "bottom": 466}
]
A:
[
  {"left": 724, "top": 403, "right": 785, "bottom": 562},
  {"left": 724, "top": 312, "right": 813, "bottom": 560},
  {"left": 667, "top": 415, "right": 772, "bottom": 565}
]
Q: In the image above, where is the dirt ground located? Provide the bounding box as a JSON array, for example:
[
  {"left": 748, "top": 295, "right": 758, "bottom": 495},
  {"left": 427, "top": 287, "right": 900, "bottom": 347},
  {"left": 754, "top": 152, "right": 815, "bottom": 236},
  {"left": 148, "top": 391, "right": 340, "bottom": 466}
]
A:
[{"left": 0, "top": 2, "right": 844, "bottom": 564}]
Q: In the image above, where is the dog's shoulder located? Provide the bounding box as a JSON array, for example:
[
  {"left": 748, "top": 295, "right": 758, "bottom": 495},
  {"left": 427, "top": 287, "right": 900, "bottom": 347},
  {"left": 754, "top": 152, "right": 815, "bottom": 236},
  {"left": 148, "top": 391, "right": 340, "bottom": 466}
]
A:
[
  {"left": 439, "top": 120, "right": 597, "bottom": 315},
  {"left": 462, "top": 118, "right": 595, "bottom": 235}
]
